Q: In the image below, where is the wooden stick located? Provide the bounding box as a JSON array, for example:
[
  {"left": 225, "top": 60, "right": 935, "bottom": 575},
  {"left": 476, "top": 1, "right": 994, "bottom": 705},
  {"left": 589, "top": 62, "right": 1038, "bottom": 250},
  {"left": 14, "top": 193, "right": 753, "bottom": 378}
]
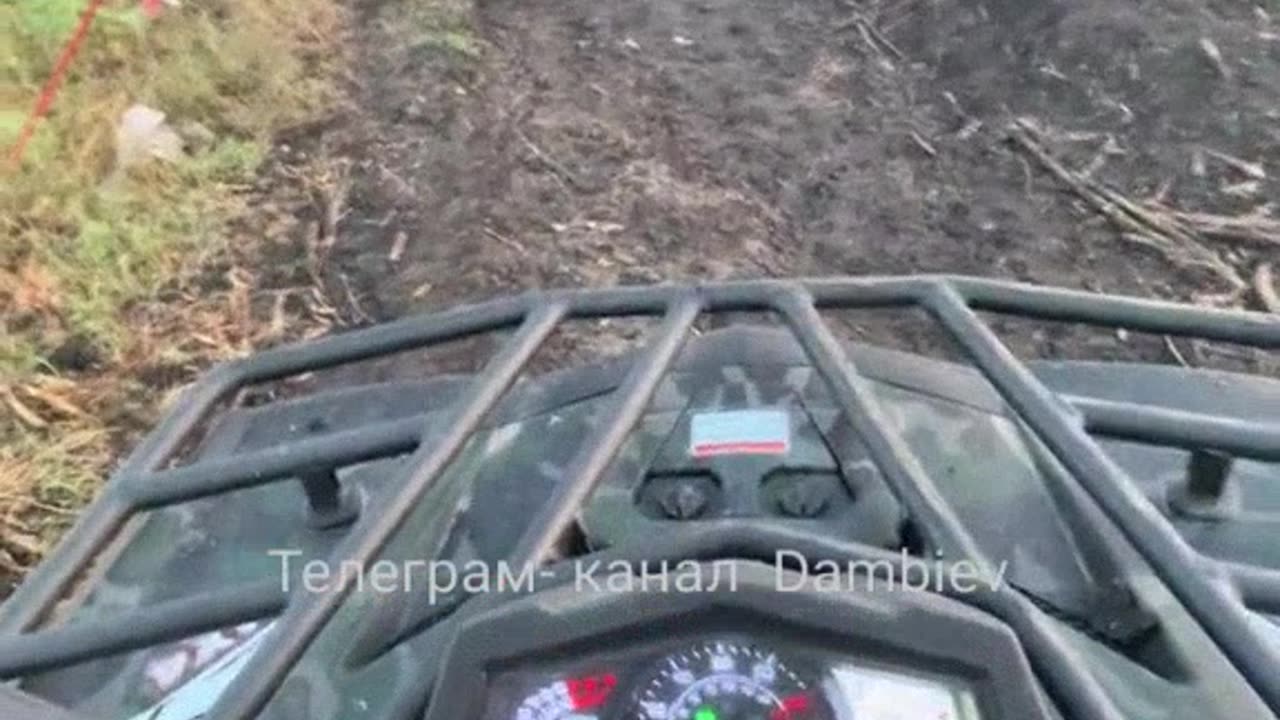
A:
[{"left": 1008, "top": 119, "right": 1245, "bottom": 291}]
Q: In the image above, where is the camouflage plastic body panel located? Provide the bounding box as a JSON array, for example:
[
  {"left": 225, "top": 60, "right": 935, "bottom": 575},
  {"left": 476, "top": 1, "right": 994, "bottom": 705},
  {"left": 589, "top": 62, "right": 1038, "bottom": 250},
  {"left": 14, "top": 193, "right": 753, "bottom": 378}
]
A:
[{"left": 18, "top": 328, "right": 1280, "bottom": 719}]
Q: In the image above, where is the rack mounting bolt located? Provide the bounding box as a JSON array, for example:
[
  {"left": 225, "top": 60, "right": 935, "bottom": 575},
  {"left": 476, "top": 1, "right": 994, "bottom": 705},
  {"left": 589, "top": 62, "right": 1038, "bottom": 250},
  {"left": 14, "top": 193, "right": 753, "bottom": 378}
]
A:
[{"left": 298, "top": 468, "right": 361, "bottom": 529}]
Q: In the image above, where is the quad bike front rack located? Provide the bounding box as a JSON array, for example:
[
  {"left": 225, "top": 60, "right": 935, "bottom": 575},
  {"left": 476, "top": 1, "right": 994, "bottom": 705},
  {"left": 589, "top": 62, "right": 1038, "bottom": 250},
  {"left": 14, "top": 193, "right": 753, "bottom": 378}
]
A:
[{"left": 1, "top": 276, "right": 1279, "bottom": 720}]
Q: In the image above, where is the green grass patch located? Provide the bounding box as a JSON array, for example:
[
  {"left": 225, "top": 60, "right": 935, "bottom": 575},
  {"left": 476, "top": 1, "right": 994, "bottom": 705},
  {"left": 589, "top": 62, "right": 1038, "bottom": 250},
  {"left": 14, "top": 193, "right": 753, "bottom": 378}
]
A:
[
  {"left": 3, "top": 0, "right": 340, "bottom": 360},
  {"left": 381, "top": 0, "right": 482, "bottom": 59},
  {"left": 26, "top": 138, "right": 263, "bottom": 355},
  {"left": 0, "top": 0, "right": 346, "bottom": 575}
]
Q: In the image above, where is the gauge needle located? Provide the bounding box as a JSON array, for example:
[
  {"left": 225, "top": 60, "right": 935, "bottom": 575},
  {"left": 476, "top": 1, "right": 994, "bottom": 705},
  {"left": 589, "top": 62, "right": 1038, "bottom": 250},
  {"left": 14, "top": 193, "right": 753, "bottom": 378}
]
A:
[{"left": 770, "top": 692, "right": 811, "bottom": 720}]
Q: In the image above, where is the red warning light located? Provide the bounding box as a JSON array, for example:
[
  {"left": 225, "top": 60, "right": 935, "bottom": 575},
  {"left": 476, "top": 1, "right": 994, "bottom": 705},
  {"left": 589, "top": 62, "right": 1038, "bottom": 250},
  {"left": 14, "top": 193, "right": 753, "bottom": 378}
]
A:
[{"left": 567, "top": 673, "right": 617, "bottom": 711}]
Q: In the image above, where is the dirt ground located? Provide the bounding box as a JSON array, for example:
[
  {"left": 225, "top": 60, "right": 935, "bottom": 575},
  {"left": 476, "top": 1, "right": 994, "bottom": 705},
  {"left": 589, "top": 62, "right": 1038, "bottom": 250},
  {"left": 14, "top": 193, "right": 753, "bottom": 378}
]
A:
[{"left": 246, "top": 0, "right": 1280, "bottom": 373}]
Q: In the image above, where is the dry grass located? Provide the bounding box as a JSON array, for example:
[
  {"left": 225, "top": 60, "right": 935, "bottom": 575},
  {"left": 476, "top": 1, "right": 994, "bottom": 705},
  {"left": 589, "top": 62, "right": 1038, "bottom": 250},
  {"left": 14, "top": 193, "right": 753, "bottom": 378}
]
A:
[
  {"left": 1008, "top": 118, "right": 1280, "bottom": 308},
  {"left": 0, "top": 0, "right": 347, "bottom": 579}
]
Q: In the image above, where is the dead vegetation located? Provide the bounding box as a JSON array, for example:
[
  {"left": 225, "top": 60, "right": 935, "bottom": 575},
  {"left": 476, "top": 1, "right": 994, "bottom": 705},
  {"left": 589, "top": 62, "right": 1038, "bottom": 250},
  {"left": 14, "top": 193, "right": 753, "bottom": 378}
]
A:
[{"left": 1007, "top": 118, "right": 1279, "bottom": 310}]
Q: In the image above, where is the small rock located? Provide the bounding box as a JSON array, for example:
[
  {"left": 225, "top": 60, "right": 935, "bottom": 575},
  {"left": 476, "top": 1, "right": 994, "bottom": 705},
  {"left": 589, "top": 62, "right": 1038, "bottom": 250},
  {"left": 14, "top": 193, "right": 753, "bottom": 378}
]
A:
[
  {"left": 1190, "top": 149, "right": 1207, "bottom": 177},
  {"left": 178, "top": 120, "right": 216, "bottom": 154},
  {"left": 401, "top": 95, "right": 430, "bottom": 122},
  {"left": 46, "top": 333, "right": 103, "bottom": 372}
]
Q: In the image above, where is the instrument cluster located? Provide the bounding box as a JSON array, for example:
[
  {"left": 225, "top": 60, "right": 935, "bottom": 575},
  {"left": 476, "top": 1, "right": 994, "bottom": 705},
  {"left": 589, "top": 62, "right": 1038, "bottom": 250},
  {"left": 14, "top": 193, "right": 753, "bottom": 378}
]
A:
[{"left": 483, "top": 636, "right": 980, "bottom": 720}]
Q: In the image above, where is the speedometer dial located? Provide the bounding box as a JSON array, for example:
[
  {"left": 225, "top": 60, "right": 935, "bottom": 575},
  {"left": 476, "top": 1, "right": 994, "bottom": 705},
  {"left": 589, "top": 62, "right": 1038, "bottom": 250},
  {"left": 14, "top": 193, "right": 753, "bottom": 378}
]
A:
[
  {"left": 514, "top": 673, "right": 617, "bottom": 720},
  {"left": 632, "top": 641, "right": 825, "bottom": 720}
]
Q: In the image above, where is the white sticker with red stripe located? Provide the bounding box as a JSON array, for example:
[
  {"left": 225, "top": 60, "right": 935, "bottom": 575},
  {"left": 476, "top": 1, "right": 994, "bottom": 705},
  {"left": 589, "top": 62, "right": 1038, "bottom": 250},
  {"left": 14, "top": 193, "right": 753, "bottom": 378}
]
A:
[{"left": 690, "top": 409, "right": 790, "bottom": 458}]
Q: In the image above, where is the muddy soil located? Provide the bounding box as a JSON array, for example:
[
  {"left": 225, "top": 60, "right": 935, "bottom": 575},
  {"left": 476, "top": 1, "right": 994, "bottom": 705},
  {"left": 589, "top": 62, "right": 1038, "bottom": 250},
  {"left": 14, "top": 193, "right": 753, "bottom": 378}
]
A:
[{"left": 251, "top": 0, "right": 1280, "bottom": 376}]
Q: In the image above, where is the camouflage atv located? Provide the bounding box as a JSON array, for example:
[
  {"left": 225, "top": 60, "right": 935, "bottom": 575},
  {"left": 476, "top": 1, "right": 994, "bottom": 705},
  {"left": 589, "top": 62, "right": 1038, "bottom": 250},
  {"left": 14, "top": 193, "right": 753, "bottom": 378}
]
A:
[{"left": 1, "top": 276, "right": 1279, "bottom": 720}]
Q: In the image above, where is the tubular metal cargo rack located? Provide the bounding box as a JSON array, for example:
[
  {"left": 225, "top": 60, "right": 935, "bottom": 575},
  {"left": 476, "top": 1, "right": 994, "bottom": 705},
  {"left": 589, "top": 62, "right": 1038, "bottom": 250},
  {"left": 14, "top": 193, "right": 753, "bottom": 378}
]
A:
[{"left": 2, "top": 275, "right": 1280, "bottom": 720}]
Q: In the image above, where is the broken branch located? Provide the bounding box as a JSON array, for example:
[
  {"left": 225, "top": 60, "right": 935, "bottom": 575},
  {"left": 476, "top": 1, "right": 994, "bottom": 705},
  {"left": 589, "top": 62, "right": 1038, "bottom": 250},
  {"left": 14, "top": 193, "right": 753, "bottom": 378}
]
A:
[{"left": 1007, "top": 119, "right": 1246, "bottom": 293}]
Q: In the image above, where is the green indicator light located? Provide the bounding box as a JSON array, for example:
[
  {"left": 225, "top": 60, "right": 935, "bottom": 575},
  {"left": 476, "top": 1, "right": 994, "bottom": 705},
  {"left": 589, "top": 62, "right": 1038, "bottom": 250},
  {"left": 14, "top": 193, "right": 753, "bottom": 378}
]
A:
[{"left": 693, "top": 706, "right": 718, "bottom": 720}]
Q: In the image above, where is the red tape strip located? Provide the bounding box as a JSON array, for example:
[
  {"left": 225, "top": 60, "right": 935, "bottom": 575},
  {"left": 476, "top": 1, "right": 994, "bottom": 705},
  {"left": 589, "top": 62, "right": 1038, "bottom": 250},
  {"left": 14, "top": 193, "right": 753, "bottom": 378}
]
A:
[{"left": 7, "top": 0, "right": 119, "bottom": 169}]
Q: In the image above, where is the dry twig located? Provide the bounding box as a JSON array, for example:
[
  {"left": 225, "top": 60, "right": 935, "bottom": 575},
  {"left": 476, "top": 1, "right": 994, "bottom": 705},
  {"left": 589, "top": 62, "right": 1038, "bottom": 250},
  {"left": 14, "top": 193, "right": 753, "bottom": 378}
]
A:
[
  {"left": 1198, "top": 38, "right": 1232, "bottom": 80},
  {"left": 909, "top": 131, "right": 937, "bottom": 157},
  {"left": 483, "top": 226, "right": 530, "bottom": 256},
  {"left": 518, "top": 131, "right": 586, "bottom": 191},
  {"left": 388, "top": 231, "right": 408, "bottom": 263},
  {"left": 339, "top": 273, "right": 372, "bottom": 325},
  {"left": 1163, "top": 336, "right": 1191, "bottom": 367},
  {"left": 835, "top": 1, "right": 905, "bottom": 62},
  {"left": 1, "top": 387, "right": 46, "bottom": 429},
  {"left": 1157, "top": 209, "right": 1280, "bottom": 248},
  {"left": 1007, "top": 119, "right": 1246, "bottom": 296},
  {"left": 1203, "top": 148, "right": 1266, "bottom": 180},
  {"left": 1256, "top": 263, "right": 1280, "bottom": 314}
]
